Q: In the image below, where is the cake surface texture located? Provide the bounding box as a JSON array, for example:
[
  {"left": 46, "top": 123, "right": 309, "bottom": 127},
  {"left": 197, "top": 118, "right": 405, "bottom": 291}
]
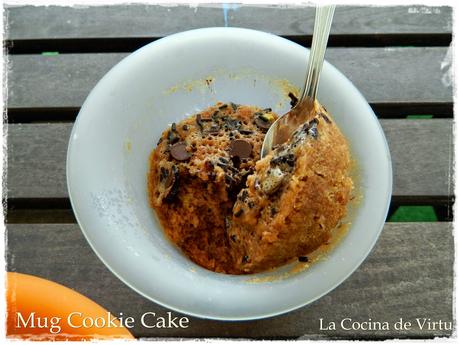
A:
[{"left": 148, "top": 101, "right": 353, "bottom": 274}]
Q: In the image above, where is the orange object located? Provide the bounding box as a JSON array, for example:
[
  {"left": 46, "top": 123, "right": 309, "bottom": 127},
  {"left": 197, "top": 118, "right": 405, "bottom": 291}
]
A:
[{"left": 6, "top": 272, "right": 135, "bottom": 340}]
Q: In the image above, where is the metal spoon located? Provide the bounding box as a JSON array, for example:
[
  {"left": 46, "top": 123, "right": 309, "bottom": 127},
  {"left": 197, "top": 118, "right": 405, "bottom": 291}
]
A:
[{"left": 261, "top": 5, "right": 336, "bottom": 158}]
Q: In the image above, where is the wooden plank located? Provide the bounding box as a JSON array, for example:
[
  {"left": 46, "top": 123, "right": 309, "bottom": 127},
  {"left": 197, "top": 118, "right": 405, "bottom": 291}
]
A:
[
  {"left": 6, "top": 120, "right": 453, "bottom": 201},
  {"left": 6, "top": 48, "right": 453, "bottom": 112},
  {"left": 5, "top": 5, "right": 452, "bottom": 41},
  {"left": 383, "top": 119, "right": 453, "bottom": 202},
  {"left": 6, "top": 222, "right": 453, "bottom": 339},
  {"left": 7, "top": 124, "right": 70, "bottom": 199}
]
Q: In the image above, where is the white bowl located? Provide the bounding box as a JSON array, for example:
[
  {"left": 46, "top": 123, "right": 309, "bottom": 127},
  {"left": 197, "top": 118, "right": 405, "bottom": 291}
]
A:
[{"left": 67, "top": 28, "right": 392, "bottom": 320}]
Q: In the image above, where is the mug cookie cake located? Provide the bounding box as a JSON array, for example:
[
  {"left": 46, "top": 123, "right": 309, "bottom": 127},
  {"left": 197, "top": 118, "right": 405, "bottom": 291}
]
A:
[{"left": 148, "top": 101, "right": 353, "bottom": 274}]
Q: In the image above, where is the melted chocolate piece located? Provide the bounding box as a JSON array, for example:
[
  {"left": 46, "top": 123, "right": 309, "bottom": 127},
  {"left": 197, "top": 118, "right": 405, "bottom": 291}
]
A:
[
  {"left": 167, "top": 123, "right": 180, "bottom": 144},
  {"left": 224, "top": 118, "right": 242, "bottom": 131},
  {"left": 288, "top": 92, "right": 298, "bottom": 107},
  {"left": 212, "top": 111, "right": 220, "bottom": 121},
  {"left": 159, "top": 166, "right": 169, "bottom": 182},
  {"left": 230, "top": 139, "right": 252, "bottom": 159},
  {"left": 308, "top": 119, "right": 319, "bottom": 139},
  {"left": 270, "top": 153, "right": 295, "bottom": 168},
  {"left": 196, "top": 114, "right": 203, "bottom": 130},
  {"left": 238, "top": 128, "right": 254, "bottom": 135},
  {"left": 320, "top": 112, "right": 331, "bottom": 124},
  {"left": 170, "top": 142, "right": 191, "bottom": 161},
  {"left": 231, "top": 156, "right": 240, "bottom": 169},
  {"left": 164, "top": 165, "right": 180, "bottom": 203}
]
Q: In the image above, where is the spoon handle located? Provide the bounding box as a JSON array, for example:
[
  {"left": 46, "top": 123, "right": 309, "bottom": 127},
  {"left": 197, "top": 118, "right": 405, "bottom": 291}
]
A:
[{"left": 302, "top": 5, "right": 336, "bottom": 101}]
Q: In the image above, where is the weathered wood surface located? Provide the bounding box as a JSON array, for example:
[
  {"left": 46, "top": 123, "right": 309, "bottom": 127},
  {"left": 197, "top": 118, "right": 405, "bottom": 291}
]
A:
[
  {"left": 4, "top": 4, "right": 454, "bottom": 340},
  {"left": 7, "top": 48, "right": 452, "bottom": 112},
  {"left": 6, "top": 222, "right": 453, "bottom": 339},
  {"left": 5, "top": 5, "right": 452, "bottom": 40},
  {"left": 6, "top": 120, "right": 453, "bottom": 201}
]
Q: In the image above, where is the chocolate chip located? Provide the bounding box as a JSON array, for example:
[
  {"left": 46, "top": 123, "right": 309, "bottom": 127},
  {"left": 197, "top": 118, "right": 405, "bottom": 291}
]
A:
[
  {"left": 230, "top": 102, "right": 239, "bottom": 111},
  {"left": 167, "top": 123, "right": 180, "bottom": 144},
  {"left": 248, "top": 201, "right": 255, "bottom": 209},
  {"left": 231, "top": 155, "right": 240, "bottom": 169},
  {"left": 164, "top": 165, "right": 180, "bottom": 203},
  {"left": 219, "top": 157, "right": 229, "bottom": 164},
  {"left": 196, "top": 114, "right": 203, "bottom": 130},
  {"left": 270, "top": 207, "right": 278, "bottom": 216},
  {"left": 242, "top": 255, "right": 249, "bottom": 263},
  {"left": 170, "top": 142, "right": 191, "bottom": 161},
  {"left": 288, "top": 92, "right": 298, "bottom": 108},
  {"left": 263, "top": 108, "right": 272, "bottom": 112},
  {"left": 308, "top": 119, "right": 319, "bottom": 139},
  {"left": 298, "top": 256, "right": 309, "bottom": 262},
  {"left": 230, "top": 139, "right": 252, "bottom": 159},
  {"left": 320, "top": 113, "right": 331, "bottom": 124},
  {"left": 212, "top": 111, "right": 220, "bottom": 121},
  {"left": 159, "top": 166, "right": 169, "bottom": 182},
  {"left": 271, "top": 153, "right": 295, "bottom": 169},
  {"left": 182, "top": 124, "right": 189, "bottom": 130},
  {"left": 309, "top": 128, "right": 318, "bottom": 139},
  {"left": 230, "top": 235, "right": 237, "bottom": 242},
  {"left": 225, "top": 118, "right": 242, "bottom": 131},
  {"left": 238, "top": 129, "right": 254, "bottom": 135},
  {"left": 219, "top": 104, "right": 228, "bottom": 110}
]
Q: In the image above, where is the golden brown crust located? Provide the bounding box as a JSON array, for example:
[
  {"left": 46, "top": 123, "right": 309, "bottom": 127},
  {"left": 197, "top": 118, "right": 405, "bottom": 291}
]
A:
[{"left": 228, "top": 103, "right": 353, "bottom": 273}]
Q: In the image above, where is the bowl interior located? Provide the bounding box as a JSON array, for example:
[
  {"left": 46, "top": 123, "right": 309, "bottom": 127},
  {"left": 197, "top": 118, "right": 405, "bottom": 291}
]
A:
[{"left": 67, "top": 28, "right": 392, "bottom": 320}]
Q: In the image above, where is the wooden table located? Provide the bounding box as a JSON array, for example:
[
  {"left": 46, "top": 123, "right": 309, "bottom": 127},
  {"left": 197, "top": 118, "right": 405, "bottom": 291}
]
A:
[{"left": 5, "top": 4, "right": 454, "bottom": 340}]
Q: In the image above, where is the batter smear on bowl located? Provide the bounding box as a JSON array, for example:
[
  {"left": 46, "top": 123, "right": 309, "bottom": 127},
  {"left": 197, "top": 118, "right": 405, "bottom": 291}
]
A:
[{"left": 148, "top": 101, "right": 353, "bottom": 274}]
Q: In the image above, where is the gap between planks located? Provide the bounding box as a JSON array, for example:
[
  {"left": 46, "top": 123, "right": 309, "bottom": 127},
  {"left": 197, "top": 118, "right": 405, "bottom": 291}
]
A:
[
  {"left": 5, "top": 33, "right": 453, "bottom": 55},
  {"left": 5, "top": 104, "right": 454, "bottom": 123}
]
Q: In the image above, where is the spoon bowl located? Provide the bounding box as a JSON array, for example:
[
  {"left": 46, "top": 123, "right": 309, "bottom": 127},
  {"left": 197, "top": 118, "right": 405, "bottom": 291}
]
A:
[{"left": 261, "top": 5, "right": 336, "bottom": 158}]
